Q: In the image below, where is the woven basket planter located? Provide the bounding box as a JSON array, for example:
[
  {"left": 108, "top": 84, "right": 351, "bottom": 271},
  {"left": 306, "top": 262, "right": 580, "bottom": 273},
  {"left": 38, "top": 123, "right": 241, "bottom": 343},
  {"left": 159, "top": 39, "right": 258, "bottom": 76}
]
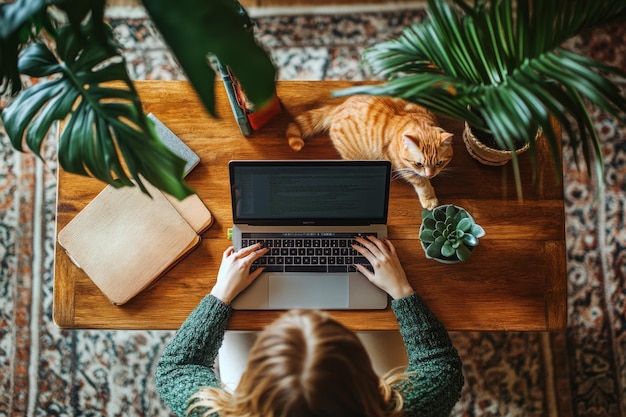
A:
[{"left": 462, "top": 122, "right": 532, "bottom": 166}]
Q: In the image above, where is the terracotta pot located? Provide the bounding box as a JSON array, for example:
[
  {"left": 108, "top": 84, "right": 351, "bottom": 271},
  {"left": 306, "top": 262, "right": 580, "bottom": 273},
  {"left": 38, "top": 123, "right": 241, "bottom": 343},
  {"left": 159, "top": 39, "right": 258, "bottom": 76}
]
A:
[{"left": 462, "top": 122, "right": 532, "bottom": 166}]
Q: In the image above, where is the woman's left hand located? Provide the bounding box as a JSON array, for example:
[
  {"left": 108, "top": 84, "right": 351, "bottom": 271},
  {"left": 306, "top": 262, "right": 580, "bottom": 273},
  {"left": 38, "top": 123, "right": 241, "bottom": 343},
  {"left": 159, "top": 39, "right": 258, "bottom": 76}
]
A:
[{"left": 210, "top": 243, "right": 269, "bottom": 304}]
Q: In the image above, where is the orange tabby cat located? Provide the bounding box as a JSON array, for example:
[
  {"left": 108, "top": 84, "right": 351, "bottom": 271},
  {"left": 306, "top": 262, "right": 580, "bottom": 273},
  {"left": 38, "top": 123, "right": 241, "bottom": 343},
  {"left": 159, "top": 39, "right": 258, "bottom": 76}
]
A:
[{"left": 286, "top": 95, "right": 454, "bottom": 210}]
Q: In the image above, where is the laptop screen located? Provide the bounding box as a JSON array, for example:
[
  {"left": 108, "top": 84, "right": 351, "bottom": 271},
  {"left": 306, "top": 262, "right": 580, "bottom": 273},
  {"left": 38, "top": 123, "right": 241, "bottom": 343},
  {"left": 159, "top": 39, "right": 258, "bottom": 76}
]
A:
[{"left": 229, "top": 160, "right": 391, "bottom": 226}]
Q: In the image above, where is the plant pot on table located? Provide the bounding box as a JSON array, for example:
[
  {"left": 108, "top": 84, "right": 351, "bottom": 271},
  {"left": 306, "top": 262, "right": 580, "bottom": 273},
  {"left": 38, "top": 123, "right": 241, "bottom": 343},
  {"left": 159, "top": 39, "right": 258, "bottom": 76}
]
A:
[
  {"left": 462, "top": 122, "right": 533, "bottom": 166},
  {"left": 419, "top": 204, "right": 486, "bottom": 264}
]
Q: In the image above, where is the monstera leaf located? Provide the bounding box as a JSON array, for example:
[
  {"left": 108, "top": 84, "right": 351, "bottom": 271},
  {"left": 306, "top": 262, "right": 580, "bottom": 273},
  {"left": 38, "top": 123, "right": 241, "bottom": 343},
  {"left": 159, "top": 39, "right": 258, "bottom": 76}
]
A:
[
  {"left": 142, "top": 0, "right": 277, "bottom": 117},
  {"left": 1, "top": 21, "right": 193, "bottom": 199},
  {"left": 1, "top": 0, "right": 277, "bottom": 198},
  {"left": 0, "top": 0, "right": 49, "bottom": 95}
]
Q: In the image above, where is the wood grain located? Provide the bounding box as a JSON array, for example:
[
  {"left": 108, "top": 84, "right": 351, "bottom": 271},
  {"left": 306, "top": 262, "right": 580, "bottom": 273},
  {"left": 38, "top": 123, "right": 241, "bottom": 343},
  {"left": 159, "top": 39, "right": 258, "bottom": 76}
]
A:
[{"left": 53, "top": 80, "right": 567, "bottom": 331}]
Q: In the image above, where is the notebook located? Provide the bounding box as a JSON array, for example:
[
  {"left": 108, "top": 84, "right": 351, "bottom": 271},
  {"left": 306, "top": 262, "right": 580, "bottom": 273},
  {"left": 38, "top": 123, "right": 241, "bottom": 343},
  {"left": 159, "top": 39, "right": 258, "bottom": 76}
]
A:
[
  {"left": 58, "top": 116, "right": 210, "bottom": 305},
  {"left": 229, "top": 160, "right": 391, "bottom": 310},
  {"left": 57, "top": 181, "right": 213, "bottom": 305},
  {"left": 147, "top": 113, "right": 200, "bottom": 174}
]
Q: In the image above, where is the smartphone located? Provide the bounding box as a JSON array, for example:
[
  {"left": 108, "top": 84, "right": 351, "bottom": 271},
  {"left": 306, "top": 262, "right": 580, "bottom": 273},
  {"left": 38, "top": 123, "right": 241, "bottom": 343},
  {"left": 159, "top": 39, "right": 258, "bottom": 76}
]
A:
[{"left": 216, "top": 61, "right": 281, "bottom": 136}]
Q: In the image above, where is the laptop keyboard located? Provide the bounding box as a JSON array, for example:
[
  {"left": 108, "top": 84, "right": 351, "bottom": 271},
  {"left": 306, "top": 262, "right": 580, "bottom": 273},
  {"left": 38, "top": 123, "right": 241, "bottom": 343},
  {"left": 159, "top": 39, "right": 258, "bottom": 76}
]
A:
[{"left": 242, "top": 232, "right": 377, "bottom": 273}]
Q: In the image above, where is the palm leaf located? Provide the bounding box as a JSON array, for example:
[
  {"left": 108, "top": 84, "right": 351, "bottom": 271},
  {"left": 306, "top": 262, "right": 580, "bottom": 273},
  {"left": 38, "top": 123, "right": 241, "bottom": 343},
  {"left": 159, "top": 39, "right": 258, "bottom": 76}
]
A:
[
  {"left": 335, "top": 0, "right": 626, "bottom": 192},
  {"left": 1, "top": 20, "right": 194, "bottom": 199}
]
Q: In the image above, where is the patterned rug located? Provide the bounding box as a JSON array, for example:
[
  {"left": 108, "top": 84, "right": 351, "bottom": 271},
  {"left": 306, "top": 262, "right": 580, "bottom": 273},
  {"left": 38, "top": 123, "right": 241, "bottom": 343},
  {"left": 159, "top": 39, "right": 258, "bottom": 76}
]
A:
[{"left": 1, "top": 5, "right": 625, "bottom": 417}]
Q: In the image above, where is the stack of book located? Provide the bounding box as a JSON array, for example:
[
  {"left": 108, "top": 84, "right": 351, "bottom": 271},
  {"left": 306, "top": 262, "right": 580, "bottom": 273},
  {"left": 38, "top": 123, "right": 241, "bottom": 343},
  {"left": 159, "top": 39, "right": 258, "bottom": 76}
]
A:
[{"left": 57, "top": 115, "right": 211, "bottom": 305}]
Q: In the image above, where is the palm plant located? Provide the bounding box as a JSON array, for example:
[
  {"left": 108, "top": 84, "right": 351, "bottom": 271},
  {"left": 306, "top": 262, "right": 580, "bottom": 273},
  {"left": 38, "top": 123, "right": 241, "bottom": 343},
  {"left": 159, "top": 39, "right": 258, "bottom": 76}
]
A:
[
  {"left": 337, "top": 0, "right": 626, "bottom": 195},
  {"left": 0, "top": 0, "right": 276, "bottom": 199}
]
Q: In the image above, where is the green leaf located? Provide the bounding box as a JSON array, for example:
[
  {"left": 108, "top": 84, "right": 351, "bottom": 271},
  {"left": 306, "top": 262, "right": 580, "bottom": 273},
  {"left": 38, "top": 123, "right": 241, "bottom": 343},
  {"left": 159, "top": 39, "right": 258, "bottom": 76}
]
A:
[
  {"left": 420, "top": 229, "right": 435, "bottom": 243},
  {"left": 463, "top": 234, "right": 478, "bottom": 247},
  {"left": 141, "top": 0, "right": 277, "bottom": 116},
  {"left": 1, "top": 19, "right": 194, "bottom": 199},
  {"left": 422, "top": 217, "right": 436, "bottom": 230},
  {"left": 17, "top": 43, "right": 60, "bottom": 77},
  {"left": 433, "top": 207, "right": 446, "bottom": 221},
  {"left": 471, "top": 224, "right": 486, "bottom": 238},
  {"left": 336, "top": 0, "right": 626, "bottom": 197},
  {"left": 456, "top": 244, "right": 472, "bottom": 261},
  {"left": 457, "top": 217, "right": 472, "bottom": 232},
  {"left": 453, "top": 209, "right": 468, "bottom": 224},
  {"left": 1, "top": 31, "right": 23, "bottom": 95},
  {"left": 442, "top": 241, "right": 456, "bottom": 257},
  {"left": 0, "top": 0, "right": 51, "bottom": 96},
  {"left": 0, "top": 0, "right": 47, "bottom": 38},
  {"left": 445, "top": 204, "right": 458, "bottom": 218},
  {"left": 426, "top": 241, "right": 443, "bottom": 258}
]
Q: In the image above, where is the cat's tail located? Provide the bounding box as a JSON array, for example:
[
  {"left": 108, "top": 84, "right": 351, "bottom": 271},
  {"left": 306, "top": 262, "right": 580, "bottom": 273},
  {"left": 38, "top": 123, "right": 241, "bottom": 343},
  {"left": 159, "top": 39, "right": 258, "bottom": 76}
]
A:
[{"left": 286, "top": 105, "right": 335, "bottom": 151}]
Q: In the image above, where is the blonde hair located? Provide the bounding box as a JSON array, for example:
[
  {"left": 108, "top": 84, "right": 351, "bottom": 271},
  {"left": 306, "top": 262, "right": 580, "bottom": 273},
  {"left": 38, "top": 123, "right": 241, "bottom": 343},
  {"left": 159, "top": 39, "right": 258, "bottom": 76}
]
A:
[{"left": 187, "top": 310, "right": 407, "bottom": 417}]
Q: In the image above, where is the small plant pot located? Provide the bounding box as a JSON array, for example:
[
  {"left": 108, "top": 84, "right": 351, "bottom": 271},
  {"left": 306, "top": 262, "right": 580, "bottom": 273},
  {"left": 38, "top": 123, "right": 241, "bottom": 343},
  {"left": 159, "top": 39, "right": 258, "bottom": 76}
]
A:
[
  {"left": 462, "top": 122, "right": 531, "bottom": 166},
  {"left": 420, "top": 241, "right": 467, "bottom": 264},
  {"left": 419, "top": 204, "right": 485, "bottom": 264}
]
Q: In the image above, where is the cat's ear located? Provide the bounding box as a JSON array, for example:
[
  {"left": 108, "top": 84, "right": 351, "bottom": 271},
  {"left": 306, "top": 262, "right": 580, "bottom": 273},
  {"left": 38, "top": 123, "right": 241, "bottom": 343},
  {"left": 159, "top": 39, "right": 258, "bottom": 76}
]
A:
[
  {"left": 403, "top": 135, "right": 419, "bottom": 151},
  {"left": 439, "top": 131, "right": 454, "bottom": 144}
]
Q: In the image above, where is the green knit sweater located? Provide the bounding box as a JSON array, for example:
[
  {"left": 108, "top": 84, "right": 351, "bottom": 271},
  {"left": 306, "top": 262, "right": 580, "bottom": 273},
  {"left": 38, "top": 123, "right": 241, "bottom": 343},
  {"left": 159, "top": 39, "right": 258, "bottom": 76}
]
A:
[{"left": 156, "top": 293, "right": 463, "bottom": 417}]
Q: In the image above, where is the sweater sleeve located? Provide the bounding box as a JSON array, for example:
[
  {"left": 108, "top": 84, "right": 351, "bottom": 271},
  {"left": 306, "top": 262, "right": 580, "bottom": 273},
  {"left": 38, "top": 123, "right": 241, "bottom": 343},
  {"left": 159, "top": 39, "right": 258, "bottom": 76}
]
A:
[
  {"left": 155, "top": 294, "right": 232, "bottom": 417},
  {"left": 391, "top": 292, "right": 464, "bottom": 417}
]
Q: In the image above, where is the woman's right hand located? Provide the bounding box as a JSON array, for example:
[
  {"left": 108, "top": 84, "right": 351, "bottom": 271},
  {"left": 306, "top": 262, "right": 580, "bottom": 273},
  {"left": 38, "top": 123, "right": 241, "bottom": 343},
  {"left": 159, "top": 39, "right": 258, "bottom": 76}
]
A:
[
  {"left": 352, "top": 235, "right": 414, "bottom": 300},
  {"left": 210, "top": 243, "right": 269, "bottom": 304}
]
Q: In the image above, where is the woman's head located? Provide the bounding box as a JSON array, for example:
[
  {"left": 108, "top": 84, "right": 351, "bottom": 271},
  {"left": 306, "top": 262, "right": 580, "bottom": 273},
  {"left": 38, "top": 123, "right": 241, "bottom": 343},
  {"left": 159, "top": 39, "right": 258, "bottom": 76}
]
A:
[
  {"left": 237, "top": 310, "right": 388, "bottom": 417},
  {"left": 188, "top": 310, "right": 404, "bottom": 417}
]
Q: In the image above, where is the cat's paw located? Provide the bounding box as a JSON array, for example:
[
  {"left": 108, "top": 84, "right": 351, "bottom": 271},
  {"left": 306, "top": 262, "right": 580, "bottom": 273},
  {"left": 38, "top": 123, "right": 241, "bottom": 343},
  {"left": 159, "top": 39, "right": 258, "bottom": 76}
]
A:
[
  {"left": 286, "top": 122, "right": 305, "bottom": 151},
  {"left": 421, "top": 197, "right": 439, "bottom": 210},
  {"left": 288, "top": 137, "right": 305, "bottom": 151}
]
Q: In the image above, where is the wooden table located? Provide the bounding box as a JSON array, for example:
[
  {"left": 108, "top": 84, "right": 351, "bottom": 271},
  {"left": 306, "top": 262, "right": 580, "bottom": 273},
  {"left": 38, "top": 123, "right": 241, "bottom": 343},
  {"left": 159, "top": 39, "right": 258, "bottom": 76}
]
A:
[{"left": 53, "top": 80, "right": 567, "bottom": 332}]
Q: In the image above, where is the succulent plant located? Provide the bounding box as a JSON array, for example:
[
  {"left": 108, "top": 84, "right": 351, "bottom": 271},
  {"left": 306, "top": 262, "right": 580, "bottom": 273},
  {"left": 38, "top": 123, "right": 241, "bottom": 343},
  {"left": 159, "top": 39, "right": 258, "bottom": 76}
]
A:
[{"left": 419, "top": 205, "right": 486, "bottom": 263}]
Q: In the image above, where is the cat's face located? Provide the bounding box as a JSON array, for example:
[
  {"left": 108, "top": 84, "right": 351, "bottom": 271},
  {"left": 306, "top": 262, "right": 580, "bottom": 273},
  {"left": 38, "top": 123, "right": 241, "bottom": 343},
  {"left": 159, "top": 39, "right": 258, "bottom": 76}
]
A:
[{"left": 401, "top": 131, "right": 454, "bottom": 179}]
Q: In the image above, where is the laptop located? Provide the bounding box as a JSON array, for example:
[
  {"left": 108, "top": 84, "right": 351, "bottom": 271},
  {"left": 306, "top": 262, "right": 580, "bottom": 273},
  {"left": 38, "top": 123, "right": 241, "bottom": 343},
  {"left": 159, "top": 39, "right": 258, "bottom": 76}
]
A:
[{"left": 229, "top": 160, "right": 391, "bottom": 310}]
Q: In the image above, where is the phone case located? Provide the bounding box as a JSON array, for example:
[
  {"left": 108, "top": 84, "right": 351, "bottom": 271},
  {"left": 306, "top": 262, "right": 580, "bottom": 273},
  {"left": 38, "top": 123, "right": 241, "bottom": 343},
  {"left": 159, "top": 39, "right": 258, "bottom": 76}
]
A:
[{"left": 216, "top": 60, "right": 281, "bottom": 136}]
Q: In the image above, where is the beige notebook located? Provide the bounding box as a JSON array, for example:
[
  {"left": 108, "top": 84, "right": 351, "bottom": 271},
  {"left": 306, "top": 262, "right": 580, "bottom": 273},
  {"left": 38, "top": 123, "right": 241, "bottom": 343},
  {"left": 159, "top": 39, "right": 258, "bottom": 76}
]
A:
[{"left": 58, "top": 182, "right": 212, "bottom": 305}]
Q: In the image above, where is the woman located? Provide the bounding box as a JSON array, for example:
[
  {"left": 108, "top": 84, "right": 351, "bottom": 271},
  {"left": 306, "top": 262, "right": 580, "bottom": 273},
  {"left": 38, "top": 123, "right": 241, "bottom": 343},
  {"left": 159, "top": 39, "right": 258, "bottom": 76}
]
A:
[{"left": 156, "top": 236, "right": 463, "bottom": 417}]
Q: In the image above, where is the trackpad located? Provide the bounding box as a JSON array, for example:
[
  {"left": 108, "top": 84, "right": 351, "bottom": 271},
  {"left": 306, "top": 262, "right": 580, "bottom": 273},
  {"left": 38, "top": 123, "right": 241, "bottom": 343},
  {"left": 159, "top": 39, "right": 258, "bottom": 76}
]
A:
[{"left": 268, "top": 273, "right": 349, "bottom": 309}]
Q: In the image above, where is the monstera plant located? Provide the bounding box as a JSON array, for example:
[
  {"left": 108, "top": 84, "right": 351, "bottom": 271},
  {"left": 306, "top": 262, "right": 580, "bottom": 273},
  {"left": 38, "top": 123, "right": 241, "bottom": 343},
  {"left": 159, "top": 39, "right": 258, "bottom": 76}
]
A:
[
  {"left": 0, "top": 0, "right": 276, "bottom": 199},
  {"left": 338, "top": 0, "right": 626, "bottom": 196}
]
